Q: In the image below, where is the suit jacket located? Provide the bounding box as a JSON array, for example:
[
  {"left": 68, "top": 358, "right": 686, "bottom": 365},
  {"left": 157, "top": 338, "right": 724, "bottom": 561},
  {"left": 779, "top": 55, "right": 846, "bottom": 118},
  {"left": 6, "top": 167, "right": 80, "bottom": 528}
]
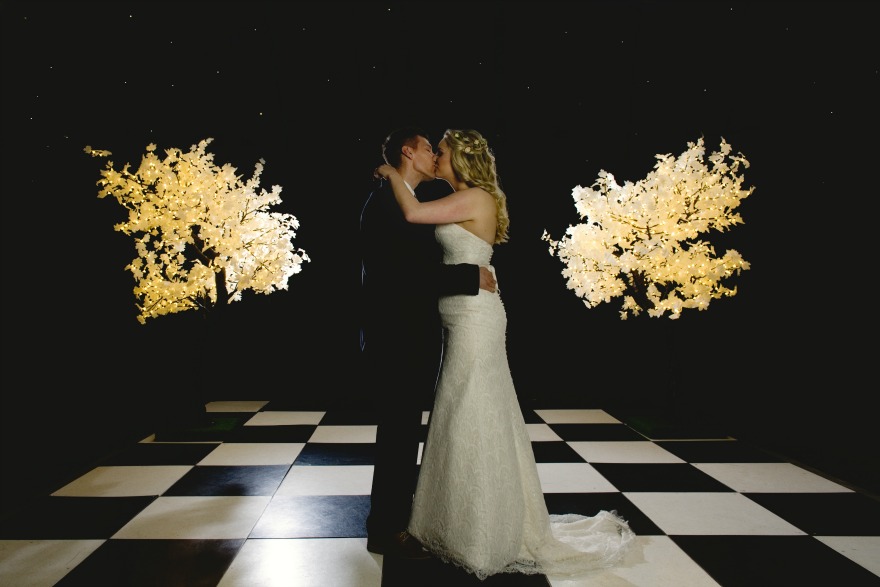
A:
[{"left": 359, "top": 179, "right": 478, "bottom": 369}]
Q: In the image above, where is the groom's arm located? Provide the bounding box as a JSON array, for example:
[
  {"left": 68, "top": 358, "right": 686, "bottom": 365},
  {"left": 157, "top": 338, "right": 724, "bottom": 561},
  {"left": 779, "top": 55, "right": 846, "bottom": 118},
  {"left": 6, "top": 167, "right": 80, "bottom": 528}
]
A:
[
  {"left": 437, "top": 263, "right": 479, "bottom": 296},
  {"left": 436, "top": 264, "right": 495, "bottom": 295},
  {"left": 368, "top": 181, "right": 495, "bottom": 295}
]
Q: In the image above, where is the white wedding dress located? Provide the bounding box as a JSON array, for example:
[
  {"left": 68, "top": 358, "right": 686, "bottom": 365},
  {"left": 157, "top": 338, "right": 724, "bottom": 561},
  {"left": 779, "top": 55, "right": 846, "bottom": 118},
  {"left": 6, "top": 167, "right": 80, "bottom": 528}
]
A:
[{"left": 408, "top": 223, "right": 635, "bottom": 581}]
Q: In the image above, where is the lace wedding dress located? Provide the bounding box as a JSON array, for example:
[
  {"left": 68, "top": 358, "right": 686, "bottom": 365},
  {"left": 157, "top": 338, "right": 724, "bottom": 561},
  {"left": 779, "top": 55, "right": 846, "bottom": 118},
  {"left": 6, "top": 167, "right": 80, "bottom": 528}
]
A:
[{"left": 407, "top": 223, "right": 635, "bottom": 581}]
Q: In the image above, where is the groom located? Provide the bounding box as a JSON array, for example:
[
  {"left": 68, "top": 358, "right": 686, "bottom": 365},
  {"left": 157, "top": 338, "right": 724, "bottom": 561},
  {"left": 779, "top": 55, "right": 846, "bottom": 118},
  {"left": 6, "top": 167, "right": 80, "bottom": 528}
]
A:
[{"left": 359, "top": 126, "right": 495, "bottom": 559}]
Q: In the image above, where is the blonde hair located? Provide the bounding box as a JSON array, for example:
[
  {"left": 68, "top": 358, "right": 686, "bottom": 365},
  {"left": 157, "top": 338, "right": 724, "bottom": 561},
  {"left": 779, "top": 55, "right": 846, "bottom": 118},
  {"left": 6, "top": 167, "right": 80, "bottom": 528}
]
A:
[{"left": 443, "top": 129, "right": 509, "bottom": 244}]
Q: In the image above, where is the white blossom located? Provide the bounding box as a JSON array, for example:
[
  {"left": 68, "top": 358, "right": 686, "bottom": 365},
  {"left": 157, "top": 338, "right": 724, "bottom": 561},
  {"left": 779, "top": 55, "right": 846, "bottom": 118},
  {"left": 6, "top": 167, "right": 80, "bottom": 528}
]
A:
[
  {"left": 543, "top": 137, "right": 752, "bottom": 320},
  {"left": 86, "top": 138, "right": 309, "bottom": 324}
]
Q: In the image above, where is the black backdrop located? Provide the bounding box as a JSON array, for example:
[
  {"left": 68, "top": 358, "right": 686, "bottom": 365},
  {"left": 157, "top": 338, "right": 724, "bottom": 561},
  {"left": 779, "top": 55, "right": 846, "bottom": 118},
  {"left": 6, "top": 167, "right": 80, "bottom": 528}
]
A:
[{"left": 2, "top": 2, "right": 877, "bottom": 508}]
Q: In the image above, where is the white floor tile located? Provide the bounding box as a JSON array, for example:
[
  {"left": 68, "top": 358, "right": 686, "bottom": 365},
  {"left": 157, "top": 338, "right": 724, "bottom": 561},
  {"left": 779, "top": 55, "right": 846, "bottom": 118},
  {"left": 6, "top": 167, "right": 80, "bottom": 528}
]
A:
[
  {"left": 276, "top": 465, "right": 373, "bottom": 496},
  {"left": 308, "top": 425, "right": 376, "bottom": 443},
  {"left": 548, "top": 535, "right": 722, "bottom": 586},
  {"left": 112, "top": 496, "right": 271, "bottom": 539},
  {"left": 217, "top": 538, "right": 381, "bottom": 587},
  {"left": 51, "top": 466, "right": 192, "bottom": 497},
  {"left": 0, "top": 540, "right": 104, "bottom": 587},
  {"left": 527, "top": 423, "right": 563, "bottom": 441},
  {"left": 693, "top": 462, "right": 853, "bottom": 493},
  {"left": 568, "top": 441, "right": 685, "bottom": 463},
  {"left": 535, "top": 409, "right": 620, "bottom": 424},
  {"left": 244, "top": 411, "right": 325, "bottom": 425},
  {"left": 537, "top": 463, "right": 619, "bottom": 493},
  {"left": 207, "top": 401, "right": 270, "bottom": 413},
  {"left": 815, "top": 535, "right": 880, "bottom": 577},
  {"left": 624, "top": 492, "right": 806, "bottom": 535},
  {"left": 198, "top": 443, "right": 305, "bottom": 466}
]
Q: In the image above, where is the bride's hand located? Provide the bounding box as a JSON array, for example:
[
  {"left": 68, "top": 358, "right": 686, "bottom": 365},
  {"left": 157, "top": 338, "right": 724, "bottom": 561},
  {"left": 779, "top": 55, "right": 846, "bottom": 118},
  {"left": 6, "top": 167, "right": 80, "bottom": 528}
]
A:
[{"left": 374, "top": 164, "right": 396, "bottom": 180}]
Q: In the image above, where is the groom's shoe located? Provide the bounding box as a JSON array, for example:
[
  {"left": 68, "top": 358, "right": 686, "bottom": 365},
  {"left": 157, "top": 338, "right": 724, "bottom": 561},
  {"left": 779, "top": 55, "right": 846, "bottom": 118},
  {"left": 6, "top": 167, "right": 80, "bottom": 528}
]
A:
[{"left": 367, "top": 530, "right": 431, "bottom": 559}]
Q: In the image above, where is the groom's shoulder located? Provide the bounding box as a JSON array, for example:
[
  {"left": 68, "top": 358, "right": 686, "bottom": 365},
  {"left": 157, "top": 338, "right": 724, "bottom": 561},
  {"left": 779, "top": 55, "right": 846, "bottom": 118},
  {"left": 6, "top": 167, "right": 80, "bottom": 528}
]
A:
[{"left": 418, "top": 180, "right": 454, "bottom": 202}]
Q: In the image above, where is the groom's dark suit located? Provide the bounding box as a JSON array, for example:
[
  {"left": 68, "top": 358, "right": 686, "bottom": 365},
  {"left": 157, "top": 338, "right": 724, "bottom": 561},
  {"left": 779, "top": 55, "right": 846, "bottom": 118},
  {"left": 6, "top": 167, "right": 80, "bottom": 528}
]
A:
[{"left": 360, "top": 178, "right": 479, "bottom": 546}]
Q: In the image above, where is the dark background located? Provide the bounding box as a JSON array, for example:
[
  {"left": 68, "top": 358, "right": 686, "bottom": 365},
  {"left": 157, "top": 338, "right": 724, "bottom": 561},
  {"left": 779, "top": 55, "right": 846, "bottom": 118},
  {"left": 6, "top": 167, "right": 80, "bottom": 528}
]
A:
[{"left": 2, "top": 1, "right": 877, "bottom": 512}]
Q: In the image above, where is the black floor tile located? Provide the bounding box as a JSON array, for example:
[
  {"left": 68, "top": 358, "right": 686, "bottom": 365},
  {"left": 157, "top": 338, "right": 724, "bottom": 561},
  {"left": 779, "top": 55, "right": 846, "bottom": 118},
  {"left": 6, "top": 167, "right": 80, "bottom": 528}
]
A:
[
  {"left": 656, "top": 439, "right": 784, "bottom": 463},
  {"left": 226, "top": 424, "right": 317, "bottom": 443},
  {"left": 153, "top": 416, "right": 245, "bottom": 442},
  {"left": 320, "top": 410, "right": 379, "bottom": 425},
  {"left": 591, "top": 463, "right": 735, "bottom": 492},
  {"left": 294, "top": 442, "right": 375, "bottom": 465},
  {"left": 382, "top": 554, "right": 551, "bottom": 586},
  {"left": 543, "top": 492, "right": 664, "bottom": 536},
  {"left": 672, "top": 535, "right": 880, "bottom": 587},
  {"left": 617, "top": 413, "right": 732, "bottom": 440},
  {"left": 53, "top": 538, "right": 244, "bottom": 587},
  {"left": 745, "top": 492, "right": 880, "bottom": 536},
  {"left": 261, "top": 398, "right": 333, "bottom": 411},
  {"left": 0, "top": 496, "right": 156, "bottom": 539},
  {"left": 531, "top": 442, "right": 588, "bottom": 463},
  {"left": 163, "top": 465, "right": 291, "bottom": 496}
]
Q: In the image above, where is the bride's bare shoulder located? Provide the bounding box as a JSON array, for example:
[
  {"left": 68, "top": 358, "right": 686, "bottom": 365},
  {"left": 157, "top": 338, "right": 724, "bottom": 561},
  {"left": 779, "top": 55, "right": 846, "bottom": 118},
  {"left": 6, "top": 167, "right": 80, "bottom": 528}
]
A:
[{"left": 457, "top": 186, "right": 494, "bottom": 203}]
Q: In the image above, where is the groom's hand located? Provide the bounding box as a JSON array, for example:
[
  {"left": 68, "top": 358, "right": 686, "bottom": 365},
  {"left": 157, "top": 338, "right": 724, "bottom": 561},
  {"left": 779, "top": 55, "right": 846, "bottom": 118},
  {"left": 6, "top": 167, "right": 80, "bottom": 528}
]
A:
[{"left": 479, "top": 266, "right": 496, "bottom": 293}]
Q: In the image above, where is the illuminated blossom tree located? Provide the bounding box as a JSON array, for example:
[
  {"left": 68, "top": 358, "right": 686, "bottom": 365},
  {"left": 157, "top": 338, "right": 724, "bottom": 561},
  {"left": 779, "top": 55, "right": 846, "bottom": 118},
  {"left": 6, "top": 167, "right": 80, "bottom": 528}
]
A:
[
  {"left": 85, "top": 138, "right": 309, "bottom": 324},
  {"left": 542, "top": 137, "right": 753, "bottom": 320}
]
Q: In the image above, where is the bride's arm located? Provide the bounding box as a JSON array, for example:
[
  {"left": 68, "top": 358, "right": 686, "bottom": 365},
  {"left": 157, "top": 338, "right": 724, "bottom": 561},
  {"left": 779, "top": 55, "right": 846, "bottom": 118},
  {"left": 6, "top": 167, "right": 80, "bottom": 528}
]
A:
[
  {"left": 376, "top": 164, "right": 476, "bottom": 225},
  {"left": 373, "top": 164, "right": 496, "bottom": 294}
]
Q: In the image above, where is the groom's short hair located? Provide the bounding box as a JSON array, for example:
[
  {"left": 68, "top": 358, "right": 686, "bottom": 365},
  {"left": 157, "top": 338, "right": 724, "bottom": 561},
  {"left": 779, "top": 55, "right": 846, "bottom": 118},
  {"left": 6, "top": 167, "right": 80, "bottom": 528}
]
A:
[{"left": 383, "top": 126, "right": 429, "bottom": 168}]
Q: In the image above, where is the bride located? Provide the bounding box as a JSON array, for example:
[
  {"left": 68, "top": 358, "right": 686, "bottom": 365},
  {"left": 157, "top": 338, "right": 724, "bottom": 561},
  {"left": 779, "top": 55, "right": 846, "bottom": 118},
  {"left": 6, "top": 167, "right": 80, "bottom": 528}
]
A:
[{"left": 375, "top": 128, "right": 634, "bottom": 581}]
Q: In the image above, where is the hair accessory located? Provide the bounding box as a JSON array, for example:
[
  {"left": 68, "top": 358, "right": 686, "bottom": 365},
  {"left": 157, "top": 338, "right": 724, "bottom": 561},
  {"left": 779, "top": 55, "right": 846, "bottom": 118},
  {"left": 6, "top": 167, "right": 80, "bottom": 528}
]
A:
[{"left": 454, "top": 132, "right": 487, "bottom": 154}]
